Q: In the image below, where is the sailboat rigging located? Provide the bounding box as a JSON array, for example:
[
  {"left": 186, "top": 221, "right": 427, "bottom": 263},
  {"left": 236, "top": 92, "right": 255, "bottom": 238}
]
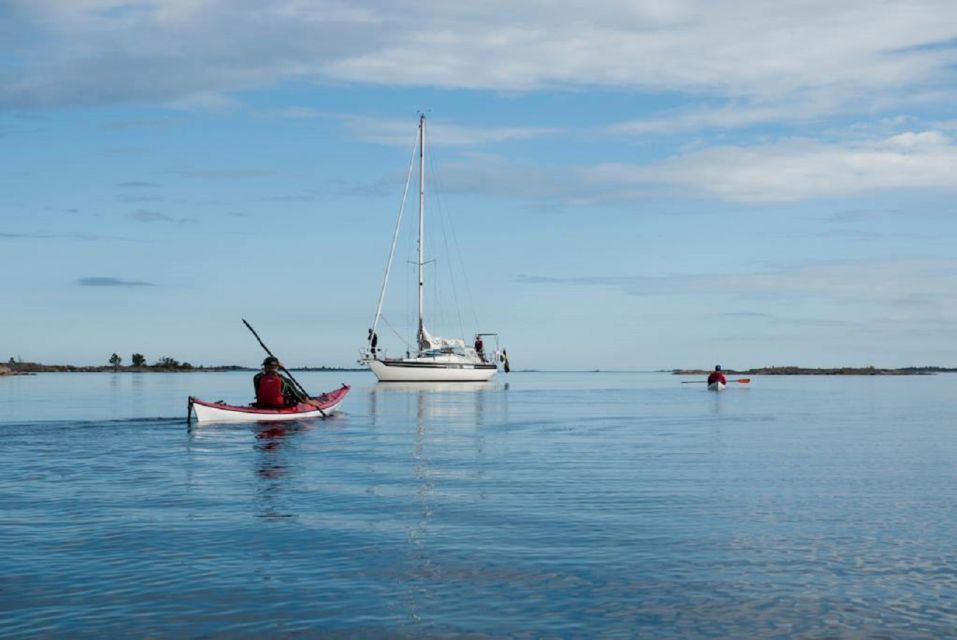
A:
[{"left": 360, "top": 114, "right": 505, "bottom": 382}]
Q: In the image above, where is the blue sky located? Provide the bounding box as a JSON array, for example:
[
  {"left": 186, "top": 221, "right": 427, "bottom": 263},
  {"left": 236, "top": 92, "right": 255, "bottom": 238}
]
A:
[{"left": 2, "top": 0, "right": 957, "bottom": 370}]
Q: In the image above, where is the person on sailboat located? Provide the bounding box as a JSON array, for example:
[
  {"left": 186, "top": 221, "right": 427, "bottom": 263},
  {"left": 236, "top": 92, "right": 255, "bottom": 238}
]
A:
[
  {"left": 474, "top": 335, "right": 485, "bottom": 362},
  {"left": 254, "top": 356, "right": 305, "bottom": 408},
  {"left": 707, "top": 365, "right": 727, "bottom": 386},
  {"left": 368, "top": 328, "right": 378, "bottom": 360}
]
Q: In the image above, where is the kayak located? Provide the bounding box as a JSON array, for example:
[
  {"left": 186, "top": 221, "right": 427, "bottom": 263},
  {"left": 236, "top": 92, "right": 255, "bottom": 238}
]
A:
[
  {"left": 188, "top": 384, "right": 350, "bottom": 424},
  {"left": 707, "top": 381, "right": 727, "bottom": 392}
]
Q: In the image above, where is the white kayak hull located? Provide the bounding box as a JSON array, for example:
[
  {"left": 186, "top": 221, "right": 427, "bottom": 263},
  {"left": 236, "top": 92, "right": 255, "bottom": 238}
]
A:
[
  {"left": 367, "top": 358, "right": 497, "bottom": 382},
  {"left": 707, "top": 381, "right": 727, "bottom": 391}
]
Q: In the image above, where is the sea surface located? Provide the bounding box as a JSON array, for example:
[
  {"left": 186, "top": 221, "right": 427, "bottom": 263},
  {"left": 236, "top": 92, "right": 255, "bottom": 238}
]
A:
[{"left": 1, "top": 371, "right": 956, "bottom": 638}]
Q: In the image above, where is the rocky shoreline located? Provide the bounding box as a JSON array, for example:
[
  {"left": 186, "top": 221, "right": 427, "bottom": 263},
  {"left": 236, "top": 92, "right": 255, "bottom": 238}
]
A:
[
  {"left": 0, "top": 363, "right": 363, "bottom": 375},
  {"left": 0, "top": 365, "right": 31, "bottom": 376}
]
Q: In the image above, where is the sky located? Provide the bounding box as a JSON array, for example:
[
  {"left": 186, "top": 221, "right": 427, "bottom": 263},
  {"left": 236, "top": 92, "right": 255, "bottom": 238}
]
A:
[{"left": 2, "top": 0, "right": 957, "bottom": 370}]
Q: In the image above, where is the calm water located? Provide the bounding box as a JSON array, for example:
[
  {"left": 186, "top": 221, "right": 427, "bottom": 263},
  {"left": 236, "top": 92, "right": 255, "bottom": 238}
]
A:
[{"left": 1, "top": 371, "right": 956, "bottom": 638}]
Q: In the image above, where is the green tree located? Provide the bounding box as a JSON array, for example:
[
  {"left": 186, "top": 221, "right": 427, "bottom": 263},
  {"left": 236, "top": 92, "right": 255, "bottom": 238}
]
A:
[
  {"left": 131, "top": 353, "right": 146, "bottom": 367},
  {"left": 109, "top": 353, "right": 122, "bottom": 370},
  {"left": 155, "top": 356, "right": 180, "bottom": 369}
]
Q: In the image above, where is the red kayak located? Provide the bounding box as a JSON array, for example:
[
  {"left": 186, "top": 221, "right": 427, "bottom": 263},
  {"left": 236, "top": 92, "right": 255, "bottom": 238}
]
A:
[{"left": 188, "top": 384, "right": 350, "bottom": 424}]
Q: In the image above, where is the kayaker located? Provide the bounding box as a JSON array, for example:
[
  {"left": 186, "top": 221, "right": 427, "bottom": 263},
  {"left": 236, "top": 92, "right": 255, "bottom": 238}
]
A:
[
  {"left": 707, "top": 365, "right": 727, "bottom": 386},
  {"left": 368, "top": 328, "right": 378, "bottom": 359},
  {"left": 254, "top": 356, "right": 305, "bottom": 408}
]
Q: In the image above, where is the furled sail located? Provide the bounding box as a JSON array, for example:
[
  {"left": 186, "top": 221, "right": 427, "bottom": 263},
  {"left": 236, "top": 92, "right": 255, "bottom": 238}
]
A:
[{"left": 419, "top": 326, "right": 467, "bottom": 351}]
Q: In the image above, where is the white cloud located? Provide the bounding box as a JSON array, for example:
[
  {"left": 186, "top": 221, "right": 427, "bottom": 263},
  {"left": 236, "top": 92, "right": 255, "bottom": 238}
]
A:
[
  {"left": 884, "top": 131, "right": 950, "bottom": 149},
  {"left": 605, "top": 103, "right": 808, "bottom": 136},
  {"left": 602, "top": 88, "right": 903, "bottom": 136},
  {"left": 351, "top": 128, "right": 957, "bottom": 206},
  {"left": 324, "top": 2, "right": 957, "bottom": 97},
  {"left": 4, "top": 0, "right": 957, "bottom": 117},
  {"left": 587, "top": 130, "right": 957, "bottom": 203}
]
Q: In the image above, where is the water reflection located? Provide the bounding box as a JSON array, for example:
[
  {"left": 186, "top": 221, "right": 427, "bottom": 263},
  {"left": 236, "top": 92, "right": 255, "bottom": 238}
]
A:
[
  {"left": 130, "top": 373, "right": 144, "bottom": 414},
  {"left": 711, "top": 391, "right": 723, "bottom": 415},
  {"left": 185, "top": 419, "right": 310, "bottom": 520},
  {"left": 406, "top": 390, "right": 432, "bottom": 625},
  {"left": 254, "top": 425, "right": 290, "bottom": 478},
  {"left": 373, "top": 381, "right": 494, "bottom": 393},
  {"left": 368, "top": 381, "right": 498, "bottom": 428},
  {"left": 365, "top": 381, "right": 506, "bottom": 624},
  {"left": 253, "top": 421, "right": 310, "bottom": 520},
  {"left": 8, "top": 373, "right": 957, "bottom": 637}
]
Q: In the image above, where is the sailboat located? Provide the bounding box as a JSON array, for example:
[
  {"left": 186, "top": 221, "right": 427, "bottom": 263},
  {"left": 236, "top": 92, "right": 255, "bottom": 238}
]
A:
[{"left": 361, "top": 115, "right": 505, "bottom": 382}]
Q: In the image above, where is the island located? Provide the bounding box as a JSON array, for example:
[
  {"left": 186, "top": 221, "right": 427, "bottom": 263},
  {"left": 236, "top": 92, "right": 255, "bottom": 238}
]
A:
[{"left": 1, "top": 360, "right": 364, "bottom": 375}]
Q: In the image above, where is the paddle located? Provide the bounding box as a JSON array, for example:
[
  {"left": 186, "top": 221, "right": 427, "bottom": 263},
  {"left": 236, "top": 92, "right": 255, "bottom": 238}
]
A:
[
  {"left": 242, "top": 318, "right": 326, "bottom": 417},
  {"left": 682, "top": 378, "right": 751, "bottom": 384}
]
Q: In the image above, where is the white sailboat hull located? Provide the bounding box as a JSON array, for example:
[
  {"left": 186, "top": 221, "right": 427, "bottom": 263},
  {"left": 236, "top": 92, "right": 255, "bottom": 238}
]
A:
[{"left": 368, "top": 358, "right": 497, "bottom": 382}]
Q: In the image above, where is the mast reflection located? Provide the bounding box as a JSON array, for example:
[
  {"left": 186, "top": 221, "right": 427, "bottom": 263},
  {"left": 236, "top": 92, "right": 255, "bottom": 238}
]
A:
[{"left": 364, "top": 380, "right": 505, "bottom": 623}]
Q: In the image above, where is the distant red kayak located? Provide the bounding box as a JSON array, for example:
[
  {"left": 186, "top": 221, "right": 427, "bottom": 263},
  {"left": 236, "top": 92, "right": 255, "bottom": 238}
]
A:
[{"left": 188, "top": 384, "right": 350, "bottom": 424}]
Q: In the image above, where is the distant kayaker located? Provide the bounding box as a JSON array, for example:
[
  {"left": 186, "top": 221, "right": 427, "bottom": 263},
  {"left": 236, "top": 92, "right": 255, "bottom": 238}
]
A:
[
  {"left": 254, "top": 356, "right": 305, "bottom": 408},
  {"left": 707, "top": 365, "right": 727, "bottom": 386}
]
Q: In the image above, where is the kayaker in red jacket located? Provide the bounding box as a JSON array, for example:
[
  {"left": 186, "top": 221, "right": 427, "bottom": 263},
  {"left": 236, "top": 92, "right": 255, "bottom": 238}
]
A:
[
  {"left": 707, "top": 365, "right": 727, "bottom": 385},
  {"left": 254, "top": 356, "right": 304, "bottom": 408}
]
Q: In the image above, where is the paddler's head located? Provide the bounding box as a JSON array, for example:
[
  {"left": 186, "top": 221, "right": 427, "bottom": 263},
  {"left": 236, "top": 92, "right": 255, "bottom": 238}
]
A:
[
  {"left": 262, "top": 356, "right": 280, "bottom": 372},
  {"left": 715, "top": 365, "right": 722, "bottom": 371}
]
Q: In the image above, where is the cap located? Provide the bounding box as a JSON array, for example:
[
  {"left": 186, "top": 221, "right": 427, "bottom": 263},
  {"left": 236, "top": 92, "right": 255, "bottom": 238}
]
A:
[
  {"left": 263, "top": 356, "right": 280, "bottom": 367},
  {"left": 715, "top": 365, "right": 722, "bottom": 371}
]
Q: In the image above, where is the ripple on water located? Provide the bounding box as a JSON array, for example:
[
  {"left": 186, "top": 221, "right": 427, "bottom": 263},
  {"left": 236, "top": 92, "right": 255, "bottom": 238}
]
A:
[{"left": 2, "top": 373, "right": 957, "bottom": 637}]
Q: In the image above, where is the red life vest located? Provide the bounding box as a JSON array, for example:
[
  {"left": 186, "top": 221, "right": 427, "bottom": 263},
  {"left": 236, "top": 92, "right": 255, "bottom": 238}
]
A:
[
  {"left": 707, "top": 371, "right": 727, "bottom": 385},
  {"left": 256, "top": 373, "right": 285, "bottom": 408}
]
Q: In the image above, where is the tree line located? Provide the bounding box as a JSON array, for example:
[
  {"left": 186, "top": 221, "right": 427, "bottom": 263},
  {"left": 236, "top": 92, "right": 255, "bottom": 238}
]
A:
[{"left": 108, "top": 353, "right": 194, "bottom": 370}]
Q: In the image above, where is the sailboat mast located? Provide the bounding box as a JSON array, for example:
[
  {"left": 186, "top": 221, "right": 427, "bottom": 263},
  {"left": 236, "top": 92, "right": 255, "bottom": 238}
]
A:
[{"left": 417, "top": 114, "right": 426, "bottom": 347}]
